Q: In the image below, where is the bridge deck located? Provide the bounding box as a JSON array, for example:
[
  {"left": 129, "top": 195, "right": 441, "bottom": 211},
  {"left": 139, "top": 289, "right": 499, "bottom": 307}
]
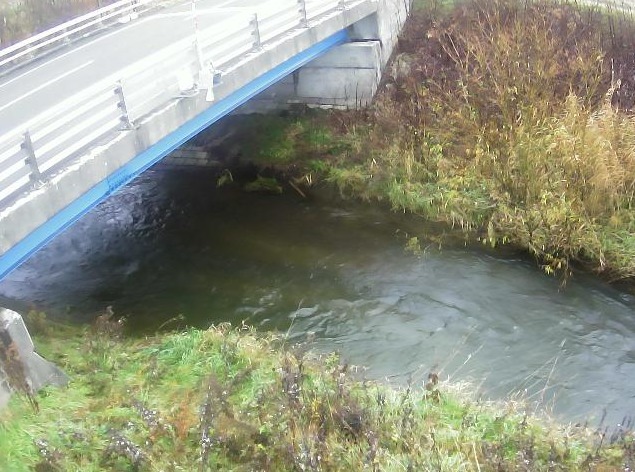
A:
[{"left": 0, "top": 0, "right": 383, "bottom": 280}]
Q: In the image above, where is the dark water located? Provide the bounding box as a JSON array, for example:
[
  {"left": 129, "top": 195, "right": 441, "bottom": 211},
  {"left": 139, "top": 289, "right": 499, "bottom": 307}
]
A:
[{"left": 1, "top": 166, "right": 634, "bottom": 426}]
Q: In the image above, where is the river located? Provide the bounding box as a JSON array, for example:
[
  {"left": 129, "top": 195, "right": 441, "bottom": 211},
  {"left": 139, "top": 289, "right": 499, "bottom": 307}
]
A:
[{"left": 1, "top": 166, "right": 634, "bottom": 427}]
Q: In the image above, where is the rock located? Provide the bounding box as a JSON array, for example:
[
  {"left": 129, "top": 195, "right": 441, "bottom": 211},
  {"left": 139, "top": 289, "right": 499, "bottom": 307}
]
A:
[
  {"left": 389, "top": 53, "right": 415, "bottom": 82},
  {"left": 0, "top": 308, "right": 68, "bottom": 410}
]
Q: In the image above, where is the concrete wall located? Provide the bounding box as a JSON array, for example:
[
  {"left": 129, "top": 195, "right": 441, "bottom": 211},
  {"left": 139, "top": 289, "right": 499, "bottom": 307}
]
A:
[
  {"left": 350, "top": 0, "right": 411, "bottom": 66},
  {"left": 238, "top": 0, "right": 411, "bottom": 110},
  {"left": 298, "top": 0, "right": 411, "bottom": 107},
  {"left": 296, "top": 41, "right": 382, "bottom": 107},
  {"left": 239, "top": 41, "right": 381, "bottom": 109}
]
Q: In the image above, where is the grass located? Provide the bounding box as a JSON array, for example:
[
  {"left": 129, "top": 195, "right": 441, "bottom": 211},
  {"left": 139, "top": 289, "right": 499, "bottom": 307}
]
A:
[
  {"left": 360, "top": 0, "right": 635, "bottom": 281},
  {"left": 5, "top": 0, "right": 635, "bottom": 468},
  {"left": 1, "top": 316, "right": 633, "bottom": 471},
  {"left": 370, "top": 0, "right": 635, "bottom": 281},
  {"left": 224, "top": 0, "right": 635, "bottom": 284},
  {"left": 0, "top": 0, "right": 101, "bottom": 47}
]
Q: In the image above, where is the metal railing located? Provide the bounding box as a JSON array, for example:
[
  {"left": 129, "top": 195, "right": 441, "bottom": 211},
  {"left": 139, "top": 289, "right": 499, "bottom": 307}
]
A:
[
  {"left": 0, "top": 0, "right": 165, "bottom": 70},
  {"left": 306, "top": 0, "right": 347, "bottom": 19},
  {"left": 0, "top": 0, "right": 369, "bottom": 206}
]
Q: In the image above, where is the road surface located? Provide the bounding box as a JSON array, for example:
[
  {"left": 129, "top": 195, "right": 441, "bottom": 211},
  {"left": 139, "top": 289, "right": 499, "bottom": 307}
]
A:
[{"left": 0, "top": 0, "right": 261, "bottom": 134}]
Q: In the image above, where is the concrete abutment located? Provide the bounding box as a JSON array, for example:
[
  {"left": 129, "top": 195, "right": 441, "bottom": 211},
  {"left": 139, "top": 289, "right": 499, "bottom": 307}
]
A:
[
  {"left": 0, "top": 0, "right": 412, "bottom": 279},
  {"left": 240, "top": 0, "right": 411, "bottom": 110}
]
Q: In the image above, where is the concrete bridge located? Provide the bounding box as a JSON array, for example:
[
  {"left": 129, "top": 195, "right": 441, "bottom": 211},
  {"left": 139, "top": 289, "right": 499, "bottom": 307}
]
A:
[{"left": 0, "top": 0, "right": 410, "bottom": 281}]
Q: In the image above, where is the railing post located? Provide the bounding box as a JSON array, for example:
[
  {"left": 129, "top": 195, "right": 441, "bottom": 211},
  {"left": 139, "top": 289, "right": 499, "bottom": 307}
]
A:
[
  {"left": 114, "top": 81, "right": 133, "bottom": 129},
  {"left": 298, "top": 0, "right": 308, "bottom": 27},
  {"left": 250, "top": 13, "right": 261, "bottom": 49},
  {"left": 191, "top": 0, "right": 205, "bottom": 73},
  {"left": 62, "top": 27, "right": 72, "bottom": 45},
  {"left": 22, "top": 130, "right": 42, "bottom": 183},
  {"left": 96, "top": 0, "right": 104, "bottom": 27},
  {"left": 130, "top": 0, "right": 139, "bottom": 20}
]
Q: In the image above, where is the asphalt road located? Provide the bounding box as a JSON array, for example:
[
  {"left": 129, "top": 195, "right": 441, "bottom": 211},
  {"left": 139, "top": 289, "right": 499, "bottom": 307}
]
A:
[{"left": 0, "top": 0, "right": 262, "bottom": 134}]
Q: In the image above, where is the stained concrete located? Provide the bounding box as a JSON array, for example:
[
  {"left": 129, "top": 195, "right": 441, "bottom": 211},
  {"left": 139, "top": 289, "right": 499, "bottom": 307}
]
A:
[
  {"left": 0, "top": 308, "right": 68, "bottom": 409},
  {"left": 238, "top": 0, "right": 411, "bottom": 110}
]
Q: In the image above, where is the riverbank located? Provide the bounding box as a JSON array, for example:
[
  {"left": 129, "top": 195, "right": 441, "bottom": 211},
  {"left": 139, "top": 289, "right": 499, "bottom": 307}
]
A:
[
  {"left": 208, "top": 0, "right": 635, "bottom": 285},
  {"left": 1, "top": 315, "right": 632, "bottom": 470},
  {"left": 0, "top": 0, "right": 104, "bottom": 47}
]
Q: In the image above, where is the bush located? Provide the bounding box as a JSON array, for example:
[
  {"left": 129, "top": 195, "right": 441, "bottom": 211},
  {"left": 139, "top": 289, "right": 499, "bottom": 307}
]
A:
[{"left": 325, "top": 0, "right": 635, "bottom": 280}]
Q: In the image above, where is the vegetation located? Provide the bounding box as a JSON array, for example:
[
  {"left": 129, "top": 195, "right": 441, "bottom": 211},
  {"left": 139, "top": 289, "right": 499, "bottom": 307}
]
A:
[
  {"left": 5, "top": 0, "right": 635, "bottom": 469},
  {"left": 0, "top": 0, "right": 112, "bottom": 47},
  {"left": 223, "top": 0, "right": 635, "bottom": 284},
  {"left": 1, "top": 315, "right": 633, "bottom": 471},
  {"left": 366, "top": 0, "right": 635, "bottom": 281}
]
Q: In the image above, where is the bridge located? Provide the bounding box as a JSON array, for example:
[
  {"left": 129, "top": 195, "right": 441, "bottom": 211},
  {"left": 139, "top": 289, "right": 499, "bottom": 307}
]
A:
[{"left": 0, "top": 0, "right": 410, "bottom": 281}]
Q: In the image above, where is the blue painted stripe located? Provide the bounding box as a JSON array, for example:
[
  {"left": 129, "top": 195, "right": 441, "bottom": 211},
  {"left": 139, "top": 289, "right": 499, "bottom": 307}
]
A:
[{"left": 0, "top": 29, "right": 349, "bottom": 281}]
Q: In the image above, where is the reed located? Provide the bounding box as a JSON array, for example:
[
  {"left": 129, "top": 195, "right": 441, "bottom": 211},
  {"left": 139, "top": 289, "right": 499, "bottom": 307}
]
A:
[
  {"left": 1, "top": 318, "right": 631, "bottom": 470},
  {"left": 322, "top": 0, "right": 635, "bottom": 280}
]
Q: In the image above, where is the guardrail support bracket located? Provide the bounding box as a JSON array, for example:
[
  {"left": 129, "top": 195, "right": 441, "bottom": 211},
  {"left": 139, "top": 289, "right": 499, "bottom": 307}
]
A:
[
  {"left": 250, "top": 14, "right": 262, "bottom": 50},
  {"left": 298, "top": 0, "right": 308, "bottom": 27},
  {"left": 114, "top": 81, "right": 134, "bottom": 130},
  {"left": 22, "top": 130, "right": 42, "bottom": 184}
]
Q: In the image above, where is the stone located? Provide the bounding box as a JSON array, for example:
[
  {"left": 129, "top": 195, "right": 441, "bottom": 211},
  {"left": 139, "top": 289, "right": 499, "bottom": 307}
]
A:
[
  {"left": 389, "top": 53, "right": 414, "bottom": 82},
  {"left": 0, "top": 308, "right": 68, "bottom": 410}
]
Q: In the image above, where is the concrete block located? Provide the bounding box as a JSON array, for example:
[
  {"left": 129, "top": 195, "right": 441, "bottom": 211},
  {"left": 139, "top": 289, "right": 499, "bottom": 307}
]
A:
[
  {"left": 375, "top": 0, "right": 410, "bottom": 65},
  {"left": 163, "top": 146, "right": 222, "bottom": 167},
  {"left": 348, "top": 13, "right": 380, "bottom": 40},
  {"left": 233, "top": 99, "right": 292, "bottom": 114},
  {"left": 297, "top": 67, "right": 379, "bottom": 105},
  {"left": 0, "top": 308, "right": 68, "bottom": 410},
  {"left": 252, "top": 77, "right": 297, "bottom": 100},
  {"left": 306, "top": 41, "right": 381, "bottom": 69}
]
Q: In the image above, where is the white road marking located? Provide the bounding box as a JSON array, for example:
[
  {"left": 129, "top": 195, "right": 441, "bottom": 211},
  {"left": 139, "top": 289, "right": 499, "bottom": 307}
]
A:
[
  {"left": 186, "top": 0, "right": 253, "bottom": 17},
  {"left": 179, "top": 7, "right": 239, "bottom": 21},
  {"left": 0, "top": 47, "right": 95, "bottom": 91},
  {"left": 149, "top": 11, "right": 196, "bottom": 19},
  {"left": 43, "top": 18, "right": 151, "bottom": 62},
  {"left": 0, "top": 61, "right": 94, "bottom": 113},
  {"left": 0, "top": 18, "right": 148, "bottom": 94},
  {"left": 0, "top": 0, "right": 244, "bottom": 119},
  {"left": 0, "top": 0, "right": 244, "bottom": 91},
  {"left": 196, "top": 0, "right": 245, "bottom": 8},
  {"left": 0, "top": 1, "right": 238, "bottom": 91}
]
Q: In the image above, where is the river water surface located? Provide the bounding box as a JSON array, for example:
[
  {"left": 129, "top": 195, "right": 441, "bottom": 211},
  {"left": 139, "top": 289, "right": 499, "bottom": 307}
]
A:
[{"left": 1, "top": 167, "right": 634, "bottom": 426}]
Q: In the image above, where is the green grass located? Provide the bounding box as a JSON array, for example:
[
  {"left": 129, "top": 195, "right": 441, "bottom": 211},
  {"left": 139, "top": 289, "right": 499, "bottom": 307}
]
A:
[
  {"left": 216, "top": 111, "right": 363, "bottom": 173},
  {"left": 374, "top": 0, "right": 635, "bottom": 281},
  {"left": 0, "top": 321, "right": 631, "bottom": 471},
  {"left": 230, "top": 0, "right": 635, "bottom": 283}
]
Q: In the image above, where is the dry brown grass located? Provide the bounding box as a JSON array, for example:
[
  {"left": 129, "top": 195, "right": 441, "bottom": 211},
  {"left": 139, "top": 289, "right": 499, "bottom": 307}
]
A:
[{"left": 325, "top": 0, "right": 635, "bottom": 280}]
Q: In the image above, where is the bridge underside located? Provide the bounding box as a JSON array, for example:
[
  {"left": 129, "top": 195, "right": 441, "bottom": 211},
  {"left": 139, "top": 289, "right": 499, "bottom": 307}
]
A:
[
  {"left": 0, "top": 30, "right": 350, "bottom": 280},
  {"left": 0, "top": 0, "right": 410, "bottom": 280}
]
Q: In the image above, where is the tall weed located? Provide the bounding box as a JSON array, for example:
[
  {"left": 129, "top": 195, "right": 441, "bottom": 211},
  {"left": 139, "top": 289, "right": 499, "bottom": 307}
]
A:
[{"left": 331, "top": 0, "right": 635, "bottom": 279}]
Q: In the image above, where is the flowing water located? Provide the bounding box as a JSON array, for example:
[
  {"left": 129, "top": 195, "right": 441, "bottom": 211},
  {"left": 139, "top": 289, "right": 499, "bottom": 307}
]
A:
[{"left": 1, "top": 166, "right": 634, "bottom": 426}]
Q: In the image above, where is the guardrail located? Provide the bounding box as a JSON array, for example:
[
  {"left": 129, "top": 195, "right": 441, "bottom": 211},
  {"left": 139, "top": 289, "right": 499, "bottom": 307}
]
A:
[
  {"left": 0, "top": 0, "right": 164, "bottom": 70},
  {"left": 0, "top": 0, "right": 369, "bottom": 206},
  {"left": 306, "top": 0, "right": 347, "bottom": 19}
]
